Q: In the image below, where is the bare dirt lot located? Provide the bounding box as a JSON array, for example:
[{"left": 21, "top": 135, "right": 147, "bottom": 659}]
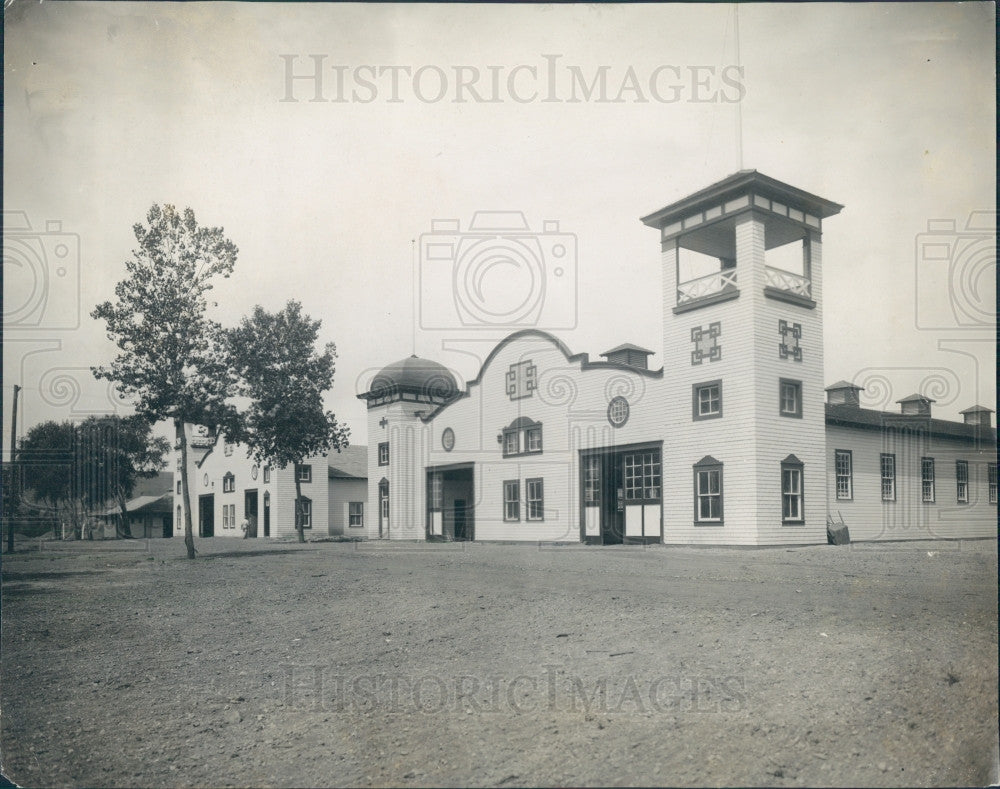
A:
[{"left": 1, "top": 537, "right": 997, "bottom": 788}]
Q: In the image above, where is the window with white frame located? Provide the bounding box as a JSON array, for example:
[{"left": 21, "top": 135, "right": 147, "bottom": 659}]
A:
[
  {"left": 223, "top": 472, "right": 235, "bottom": 493},
  {"left": 349, "top": 502, "right": 364, "bottom": 527},
  {"left": 921, "top": 457, "right": 935, "bottom": 503},
  {"left": 989, "top": 463, "right": 997, "bottom": 504},
  {"left": 378, "top": 442, "right": 389, "bottom": 466},
  {"left": 296, "top": 464, "right": 312, "bottom": 483},
  {"left": 297, "top": 497, "right": 312, "bottom": 528},
  {"left": 693, "top": 456, "right": 723, "bottom": 523},
  {"left": 526, "top": 478, "right": 544, "bottom": 521},
  {"left": 779, "top": 379, "right": 802, "bottom": 418},
  {"left": 692, "top": 380, "right": 722, "bottom": 420},
  {"left": 781, "top": 457, "right": 803, "bottom": 523},
  {"left": 525, "top": 426, "right": 543, "bottom": 453},
  {"left": 834, "top": 450, "right": 852, "bottom": 500},
  {"left": 956, "top": 460, "right": 969, "bottom": 504},
  {"left": 503, "top": 480, "right": 520, "bottom": 522},
  {"left": 263, "top": 466, "right": 271, "bottom": 483},
  {"left": 880, "top": 453, "right": 896, "bottom": 501}
]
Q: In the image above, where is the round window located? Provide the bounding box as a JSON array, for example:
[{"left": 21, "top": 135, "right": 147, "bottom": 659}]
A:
[
  {"left": 442, "top": 427, "right": 455, "bottom": 452},
  {"left": 251, "top": 465, "right": 259, "bottom": 480},
  {"left": 607, "top": 396, "right": 630, "bottom": 427}
]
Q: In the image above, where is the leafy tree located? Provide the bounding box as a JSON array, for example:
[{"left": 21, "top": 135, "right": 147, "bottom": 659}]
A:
[
  {"left": 226, "top": 301, "right": 350, "bottom": 542},
  {"left": 17, "top": 421, "right": 77, "bottom": 530},
  {"left": 16, "top": 416, "right": 168, "bottom": 539},
  {"left": 76, "top": 415, "right": 170, "bottom": 538},
  {"left": 92, "top": 204, "right": 239, "bottom": 558}
]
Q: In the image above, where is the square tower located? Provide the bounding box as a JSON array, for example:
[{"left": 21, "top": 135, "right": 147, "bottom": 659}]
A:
[{"left": 642, "top": 170, "right": 843, "bottom": 545}]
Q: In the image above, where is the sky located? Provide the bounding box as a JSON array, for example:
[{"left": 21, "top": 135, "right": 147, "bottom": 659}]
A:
[{"left": 4, "top": 1, "right": 996, "bottom": 449}]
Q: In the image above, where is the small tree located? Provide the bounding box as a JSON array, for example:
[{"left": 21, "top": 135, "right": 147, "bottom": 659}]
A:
[
  {"left": 226, "top": 301, "right": 350, "bottom": 542},
  {"left": 92, "top": 204, "right": 239, "bottom": 558}
]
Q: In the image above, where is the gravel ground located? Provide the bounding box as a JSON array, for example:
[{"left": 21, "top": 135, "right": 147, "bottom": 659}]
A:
[{"left": 1, "top": 536, "right": 997, "bottom": 788}]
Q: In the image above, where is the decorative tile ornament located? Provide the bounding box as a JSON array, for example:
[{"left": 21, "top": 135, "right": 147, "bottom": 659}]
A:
[
  {"left": 506, "top": 360, "right": 538, "bottom": 400},
  {"left": 607, "top": 396, "right": 630, "bottom": 427},
  {"left": 691, "top": 322, "right": 722, "bottom": 365},
  {"left": 441, "top": 427, "right": 455, "bottom": 452},
  {"left": 778, "top": 319, "right": 803, "bottom": 361}
]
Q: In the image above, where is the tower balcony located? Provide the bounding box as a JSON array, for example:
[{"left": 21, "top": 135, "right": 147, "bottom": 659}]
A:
[
  {"left": 764, "top": 266, "right": 815, "bottom": 308},
  {"left": 675, "top": 269, "right": 739, "bottom": 312}
]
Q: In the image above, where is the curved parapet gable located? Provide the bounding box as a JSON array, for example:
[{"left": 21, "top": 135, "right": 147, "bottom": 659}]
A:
[{"left": 420, "top": 328, "right": 662, "bottom": 423}]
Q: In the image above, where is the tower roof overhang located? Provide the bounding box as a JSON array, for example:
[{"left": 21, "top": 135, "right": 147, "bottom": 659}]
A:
[{"left": 640, "top": 169, "right": 844, "bottom": 232}]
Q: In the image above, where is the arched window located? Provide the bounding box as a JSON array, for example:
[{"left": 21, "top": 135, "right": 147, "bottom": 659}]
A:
[
  {"left": 223, "top": 472, "right": 235, "bottom": 493},
  {"left": 297, "top": 497, "right": 312, "bottom": 529}
]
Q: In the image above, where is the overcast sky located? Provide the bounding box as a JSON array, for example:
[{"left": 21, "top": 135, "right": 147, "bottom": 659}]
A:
[{"left": 4, "top": 2, "right": 995, "bottom": 447}]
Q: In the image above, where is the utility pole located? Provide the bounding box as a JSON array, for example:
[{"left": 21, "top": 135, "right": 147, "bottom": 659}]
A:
[{"left": 7, "top": 384, "right": 21, "bottom": 553}]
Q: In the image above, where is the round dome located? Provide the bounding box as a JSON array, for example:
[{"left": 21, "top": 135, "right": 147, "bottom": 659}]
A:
[{"left": 369, "top": 355, "right": 458, "bottom": 401}]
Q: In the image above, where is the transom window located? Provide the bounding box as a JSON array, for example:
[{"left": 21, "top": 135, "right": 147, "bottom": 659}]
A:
[
  {"left": 779, "top": 379, "right": 803, "bottom": 418},
  {"left": 781, "top": 456, "right": 803, "bottom": 523},
  {"left": 921, "top": 458, "right": 935, "bottom": 503},
  {"left": 502, "top": 418, "right": 543, "bottom": 458},
  {"left": 624, "top": 451, "right": 660, "bottom": 501},
  {"left": 955, "top": 460, "right": 968, "bottom": 504},
  {"left": 693, "top": 456, "right": 723, "bottom": 523},
  {"left": 526, "top": 478, "right": 544, "bottom": 521},
  {"left": 296, "top": 464, "right": 312, "bottom": 483},
  {"left": 503, "top": 480, "right": 520, "bottom": 522},
  {"left": 834, "top": 450, "right": 852, "bottom": 500},
  {"left": 692, "top": 380, "right": 722, "bottom": 420},
  {"left": 880, "top": 454, "right": 896, "bottom": 502}
]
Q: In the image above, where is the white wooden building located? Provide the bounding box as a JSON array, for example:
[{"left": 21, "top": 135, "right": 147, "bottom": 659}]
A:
[
  {"left": 172, "top": 426, "right": 367, "bottom": 540},
  {"left": 358, "top": 171, "right": 997, "bottom": 545}
]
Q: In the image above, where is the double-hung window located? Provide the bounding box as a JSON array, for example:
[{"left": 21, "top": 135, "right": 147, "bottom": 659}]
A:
[
  {"left": 503, "top": 481, "right": 520, "bottom": 522},
  {"left": 834, "top": 450, "right": 852, "bottom": 500},
  {"left": 956, "top": 460, "right": 969, "bottom": 504},
  {"left": 880, "top": 454, "right": 896, "bottom": 501},
  {"left": 781, "top": 456, "right": 804, "bottom": 523},
  {"left": 921, "top": 458, "right": 935, "bottom": 503},
  {"left": 526, "top": 478, "right": 544, "bottom": 521},
  {"left": 779, "top": 379, "right": 802, "bottom": 418},
  {"left": 693, "top": 457, "right": 723, "bottom": 524}
]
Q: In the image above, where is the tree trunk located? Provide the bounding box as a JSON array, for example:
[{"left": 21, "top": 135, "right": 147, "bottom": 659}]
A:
[
  {"left": 177, "top": 420, "right": 196, "bottom": 559},
  {"left": 115, "top": 487, "right": 134, "bottom": 539},
  {"left": 295, "top": 473, "right": 305, "bottom": 543}
]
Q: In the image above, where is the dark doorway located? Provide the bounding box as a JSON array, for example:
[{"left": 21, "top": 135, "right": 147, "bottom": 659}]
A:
[
  {"left": 198, "top": 494, "right": 215, "bottom": 538},
  {"left": 600, "top": 453, "right": 624, "bottom": 545},
  {"left": 244, "top": 489, "right": 258, "bottom": 538},
  {"left": 162, "top": 514, "right": 172, "bottom": 539},
  {"left": 263, "top": 492, "right": 271, "bottom": 537},
  {"left": 453, "top": 500, "right": 469, "bottom": 541},
  {"left": 426, "top": 465, "right": 474, "bottom": 541}
]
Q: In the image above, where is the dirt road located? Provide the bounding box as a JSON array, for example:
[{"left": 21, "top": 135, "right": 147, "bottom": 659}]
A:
[{"left": 2, "top": 537, "right": 997, "bottom": 787}]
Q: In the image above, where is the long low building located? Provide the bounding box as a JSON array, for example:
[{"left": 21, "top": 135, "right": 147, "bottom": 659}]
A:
[
  {"left": 356, "top": 170, "right": 997, "bottom": 545},
  {"left": 172, "top": 430, "right": 367, "bottom": 540}
]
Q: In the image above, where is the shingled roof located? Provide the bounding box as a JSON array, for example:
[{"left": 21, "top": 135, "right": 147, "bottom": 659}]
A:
[
  {"left": 327, "top": 445, "right": 368, "bottom": 480},
  {"left": 825, "top": 403, "right": 997, "bottom": 444}
]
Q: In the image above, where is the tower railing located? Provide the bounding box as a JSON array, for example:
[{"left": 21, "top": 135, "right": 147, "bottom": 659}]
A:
[
  {"left": 676, "top": 270, "right": 738, "bottom": 305},
  {"left": 765, "top": 266, "right": 812, "bottom": 298}
]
